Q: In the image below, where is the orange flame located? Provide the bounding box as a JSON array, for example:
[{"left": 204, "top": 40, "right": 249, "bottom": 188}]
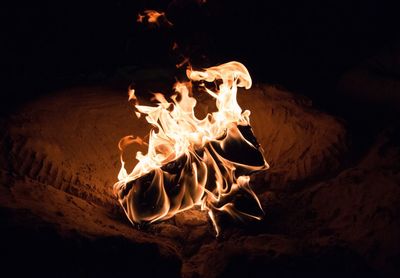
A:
[
  {"left": 137, "top": 10, "right": 173, "bottom": 27},
  {"left": 114, "top": 62, "right": 269, "bottom": 235}
]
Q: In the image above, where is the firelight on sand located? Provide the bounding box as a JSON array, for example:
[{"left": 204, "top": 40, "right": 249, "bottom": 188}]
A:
[{"left": 114, "top": 62, "right": 269, "bottom": 235}]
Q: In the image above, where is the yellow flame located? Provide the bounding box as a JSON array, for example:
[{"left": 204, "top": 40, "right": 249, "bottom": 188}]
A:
[{"left": 114, "top": 61, "right": 269, "bottom": 235}]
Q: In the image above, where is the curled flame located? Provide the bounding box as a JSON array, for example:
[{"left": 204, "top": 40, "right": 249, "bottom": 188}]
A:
[{"left": 114, "top": 61, "right": 269, "bottom": 235}]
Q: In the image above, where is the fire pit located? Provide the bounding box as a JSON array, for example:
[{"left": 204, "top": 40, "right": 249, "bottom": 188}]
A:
[
  {"left": 1, "top": 81, "right": 367, "bottom": 277},
  {"left": 2, "top": 2, "right": 399, "bottom": 276}
]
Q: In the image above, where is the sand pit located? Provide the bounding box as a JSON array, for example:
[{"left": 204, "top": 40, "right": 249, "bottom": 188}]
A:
[{"left": 1, "top": 84, "right": 398, "bottom": 276}]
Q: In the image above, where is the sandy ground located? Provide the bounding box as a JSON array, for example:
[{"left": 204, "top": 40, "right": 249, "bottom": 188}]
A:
[{"left": 1, "top": 84, "right": 398, "bottom": 277}]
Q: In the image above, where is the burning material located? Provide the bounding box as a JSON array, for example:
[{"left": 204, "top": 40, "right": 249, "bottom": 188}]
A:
[{"left": 114, "top": 62, "right": 269, "bottom": 235}]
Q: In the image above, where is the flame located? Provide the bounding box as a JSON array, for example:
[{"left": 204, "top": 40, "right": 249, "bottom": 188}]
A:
[
  {"left": 137, "top": 10, "right": 173, "bottom": 27},
  {"left": 114, "top": 62, "right": 269, "bottom": 235}
]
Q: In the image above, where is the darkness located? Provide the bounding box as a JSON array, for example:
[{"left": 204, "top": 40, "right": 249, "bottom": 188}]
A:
[
  {"left": 0, "top": 207, "right": 181, "bottom": 277},
  {"left": 3, "top": 0, "right": 399, "bottom": 114}
]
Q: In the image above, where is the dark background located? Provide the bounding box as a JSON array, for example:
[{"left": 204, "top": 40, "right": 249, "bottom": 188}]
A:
[{"left": 2, "top": 0, "right": 399, "bottom": 113}]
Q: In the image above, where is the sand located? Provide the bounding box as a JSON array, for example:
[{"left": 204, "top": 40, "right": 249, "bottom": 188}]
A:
[{"left": 1, "top": 84, "right": 398, "bottom": 277}]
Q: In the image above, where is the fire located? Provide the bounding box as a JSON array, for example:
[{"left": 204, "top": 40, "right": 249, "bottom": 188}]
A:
[
  {"left": 137, "top": 10, "right": 173, "bottom": 27},
  {"left": 114, "top": 62, "right": 269, "bottom": 235}
]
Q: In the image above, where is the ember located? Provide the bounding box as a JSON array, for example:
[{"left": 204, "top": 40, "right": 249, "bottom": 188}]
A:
[
  {"left": 114, "top": 61, "right": 269, "bottom": 235},
  {"left": 137, "top": 10, "right": 173, "bottom": 27}
]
